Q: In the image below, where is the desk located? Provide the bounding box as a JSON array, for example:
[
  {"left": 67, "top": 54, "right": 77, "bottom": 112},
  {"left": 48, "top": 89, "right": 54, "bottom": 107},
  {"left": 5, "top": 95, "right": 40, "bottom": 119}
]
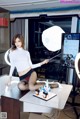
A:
[
  {"left": 20, "top": 84, "right": 73, "bottom": 113},
  {"left": 1, "top": 84, "right": 72, "bottom": 119}
]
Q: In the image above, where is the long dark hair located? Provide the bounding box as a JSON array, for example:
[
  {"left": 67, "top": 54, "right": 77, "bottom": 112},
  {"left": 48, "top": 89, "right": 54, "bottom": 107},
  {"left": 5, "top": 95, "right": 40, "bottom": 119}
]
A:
[{"left": 11, "top": 34, "right": 24, "bottom": 50}]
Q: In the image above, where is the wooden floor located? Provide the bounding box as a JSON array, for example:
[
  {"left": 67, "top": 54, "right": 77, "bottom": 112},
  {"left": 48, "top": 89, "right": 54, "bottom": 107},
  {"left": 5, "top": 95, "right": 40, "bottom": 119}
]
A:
[
  {"left": 20, "top": 94, "right": 80, "bottom": 119},
  {"left": 0, "top": 94, "right": 80, "bottom": 119}
]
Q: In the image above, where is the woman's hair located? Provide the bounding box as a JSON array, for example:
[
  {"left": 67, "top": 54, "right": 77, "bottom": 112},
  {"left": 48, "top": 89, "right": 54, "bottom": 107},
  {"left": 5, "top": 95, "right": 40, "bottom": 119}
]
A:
[{"left": 11, "top": 34, "right": 24, "bottom": 50}]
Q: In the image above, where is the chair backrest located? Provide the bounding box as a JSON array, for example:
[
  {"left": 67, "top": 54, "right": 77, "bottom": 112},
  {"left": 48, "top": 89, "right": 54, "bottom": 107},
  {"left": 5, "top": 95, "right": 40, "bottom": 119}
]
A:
[{"left": 75, "top": 53, "right": 80, "bottom": 79}]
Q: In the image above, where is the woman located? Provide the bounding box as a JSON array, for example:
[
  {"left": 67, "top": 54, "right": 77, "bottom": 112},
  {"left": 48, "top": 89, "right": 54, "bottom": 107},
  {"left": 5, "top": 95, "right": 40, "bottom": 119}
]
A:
[{"left": 9, "top": 34, "right": 49, "bottom": 91}]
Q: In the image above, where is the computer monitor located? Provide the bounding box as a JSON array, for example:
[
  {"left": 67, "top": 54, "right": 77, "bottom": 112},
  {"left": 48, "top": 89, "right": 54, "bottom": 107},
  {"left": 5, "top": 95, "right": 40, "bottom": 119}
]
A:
[{"left": 61, "top": 33, "right": 80, "bottom": 62}]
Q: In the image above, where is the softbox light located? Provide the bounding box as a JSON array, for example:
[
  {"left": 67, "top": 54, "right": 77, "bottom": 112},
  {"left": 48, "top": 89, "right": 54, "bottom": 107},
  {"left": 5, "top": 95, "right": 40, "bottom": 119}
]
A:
[{"left": 42, "top": 26, "right": 65, "bottom": 52}]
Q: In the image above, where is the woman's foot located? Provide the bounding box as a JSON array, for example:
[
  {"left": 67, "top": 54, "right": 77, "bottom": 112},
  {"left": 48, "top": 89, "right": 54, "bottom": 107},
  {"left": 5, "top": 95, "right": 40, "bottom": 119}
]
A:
[{"left": 49, "top": 83, "right": 59, "bottom": 88}]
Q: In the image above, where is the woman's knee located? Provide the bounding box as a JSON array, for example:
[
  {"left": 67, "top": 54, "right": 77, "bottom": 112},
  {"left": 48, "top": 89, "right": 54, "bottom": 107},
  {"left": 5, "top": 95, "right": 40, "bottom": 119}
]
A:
[
  {"left": 18, "top": 82, "right": 24, "bottom": 90},
  {"left": 29, "top": 84, "right": 35, "bottom": 91},
  {"left": 31, "top": 71, "right": 37, "bottom": 78},
  {"left": 18, "top": 82, "right": 28, "bottom": 90}
]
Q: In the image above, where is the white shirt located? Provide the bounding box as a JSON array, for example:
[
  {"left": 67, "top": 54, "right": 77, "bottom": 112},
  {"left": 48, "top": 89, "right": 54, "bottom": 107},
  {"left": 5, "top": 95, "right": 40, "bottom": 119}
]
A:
[{"left": 9, "top": 48, "right": 41, "bottom": 76}]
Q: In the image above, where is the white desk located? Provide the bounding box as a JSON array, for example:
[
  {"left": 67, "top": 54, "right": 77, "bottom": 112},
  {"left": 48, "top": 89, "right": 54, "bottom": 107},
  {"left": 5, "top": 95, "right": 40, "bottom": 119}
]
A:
[{"left": 20, "top": 84, "right": 73, "bottom": 113}]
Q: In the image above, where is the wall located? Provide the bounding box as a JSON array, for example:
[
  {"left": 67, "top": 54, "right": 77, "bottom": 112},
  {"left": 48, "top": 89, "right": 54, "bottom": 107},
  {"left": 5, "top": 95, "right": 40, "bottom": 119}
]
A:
[{"left": 10, "top": 18, "right": 25, "bottom": 43}]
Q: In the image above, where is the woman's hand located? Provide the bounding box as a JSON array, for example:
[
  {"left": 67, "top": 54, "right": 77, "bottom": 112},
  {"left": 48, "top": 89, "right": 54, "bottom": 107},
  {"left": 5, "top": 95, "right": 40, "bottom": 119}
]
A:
[{"left": 41, "top": 59, "right": 49, "bottom": 65}]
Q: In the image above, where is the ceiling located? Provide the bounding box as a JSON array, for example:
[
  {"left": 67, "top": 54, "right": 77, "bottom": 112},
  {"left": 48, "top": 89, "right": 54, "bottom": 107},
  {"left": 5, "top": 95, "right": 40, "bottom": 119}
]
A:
[
  {"left": 0, "top": 0, "right": 80, "bottom": 18},
  {"left": 0, "top": 0, "right": 80, "bottom": 13}
]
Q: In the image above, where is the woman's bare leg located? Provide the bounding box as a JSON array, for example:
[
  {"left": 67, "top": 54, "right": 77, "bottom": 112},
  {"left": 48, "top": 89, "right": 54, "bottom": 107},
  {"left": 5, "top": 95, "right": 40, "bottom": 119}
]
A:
[
  {"left": 18, "top": 71, "right": 44, "bottom": 91},
  {"left": 18, "top": 81, "right": 29, "bottom": 91},
  {"left": 29, "top": 71, "right": 44, "bottom": 91}
]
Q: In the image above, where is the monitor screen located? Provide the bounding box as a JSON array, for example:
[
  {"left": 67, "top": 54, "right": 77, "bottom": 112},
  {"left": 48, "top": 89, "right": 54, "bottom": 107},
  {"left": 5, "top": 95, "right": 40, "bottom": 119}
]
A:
[{"left": 61, "top": 33, "right": 80, "bottom": 61}]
